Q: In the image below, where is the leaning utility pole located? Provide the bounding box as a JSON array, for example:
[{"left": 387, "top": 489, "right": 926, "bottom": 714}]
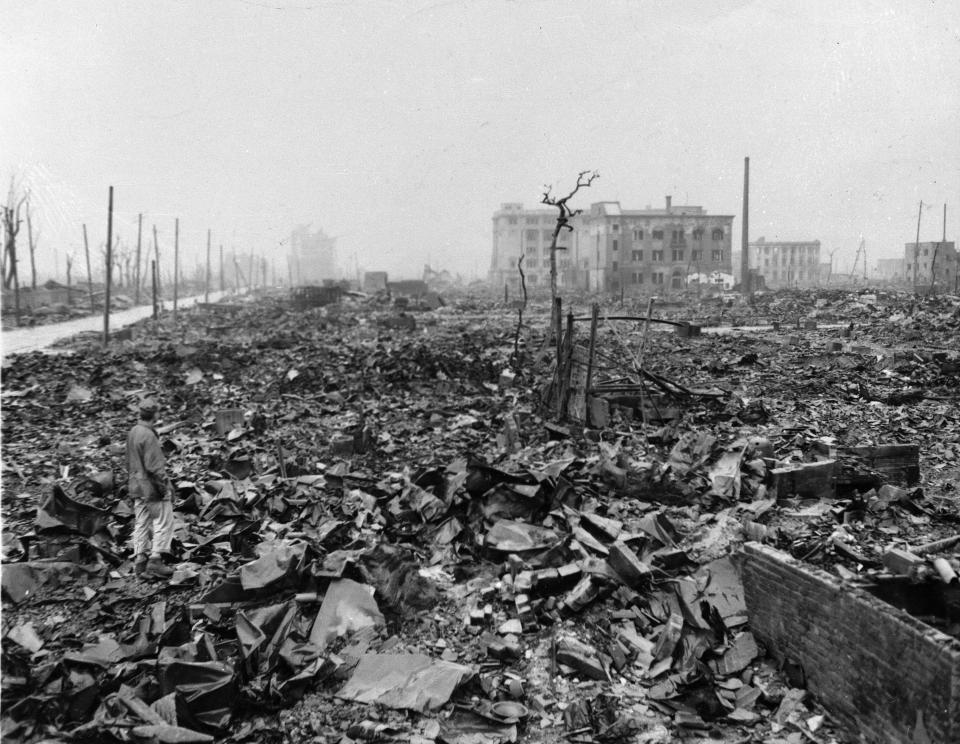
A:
[
  {"left": 83, "top": 224, "right": 94, "bottom": 314},
  {"left": 173, "top": 218, "right": 179, "bottom": 322},
  {"left": 205, "top": 229, "right": 211, "bottom": 303},
  {"left": 134, "top": 213, "right": 143, "bottom": 304},
  {"left": 913, "top": 201, "right": 923, "bottom": 292},
  {"left": 741, "top": 157, "right": 750, "bottom": 297},
  {"left": 103, "top": 186, "right": 114, "bottom": 347}
]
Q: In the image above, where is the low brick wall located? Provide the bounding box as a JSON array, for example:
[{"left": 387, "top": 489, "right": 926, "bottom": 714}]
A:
[{"left": 740, "top": 542, "right": 960, "bottom": 743}]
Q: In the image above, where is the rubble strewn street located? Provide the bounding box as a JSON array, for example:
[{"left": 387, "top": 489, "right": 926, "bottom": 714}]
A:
[{"left": 3, "top": 287, "right": 959, "bottom": 744}]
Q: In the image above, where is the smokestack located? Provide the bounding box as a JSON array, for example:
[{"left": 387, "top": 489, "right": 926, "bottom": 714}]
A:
[
  {"left": 741, "top": 157, "right": 750, "bottom": 297},
  {"left": 665, "top": 195, "right": 672, "bottom": 211}
]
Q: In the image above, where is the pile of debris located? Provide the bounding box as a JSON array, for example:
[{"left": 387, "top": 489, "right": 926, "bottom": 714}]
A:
[{"left": 2, "top": 291, "right": 958, "bottom": 744}]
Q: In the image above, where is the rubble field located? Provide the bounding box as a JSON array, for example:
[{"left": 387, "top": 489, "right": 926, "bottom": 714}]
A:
[{"left": 2, "top": 287, "right": 960, "bottom": 744}]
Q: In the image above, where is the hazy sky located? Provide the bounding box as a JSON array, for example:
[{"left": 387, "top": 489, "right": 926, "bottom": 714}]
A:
[{"left": 3, "top": 0, "right": 958, "bottom": 282}]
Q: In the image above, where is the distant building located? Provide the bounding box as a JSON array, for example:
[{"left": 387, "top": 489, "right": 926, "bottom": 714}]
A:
[
  {"left": 904, "top": 241, "right": 957, "bottom": 291},
  {"left": 491, "top": 196, "right": 733, "bottom": 295},
  {"left": 290, "top": 225, "right": 336, "bottom": 285},
  {"left": 746, "top": 238, "right": 821, "bottom": 289},
  {"left": 363, "top": 271, "right": 388, "bottom": 293},
  {"left": 874, "top": 257, "right": 906, "bottom": 283}
]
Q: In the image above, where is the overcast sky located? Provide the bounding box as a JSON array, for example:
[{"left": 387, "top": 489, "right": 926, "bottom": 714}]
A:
[{"left": 3, "top": 0, "right": 958, "bottom": 282}]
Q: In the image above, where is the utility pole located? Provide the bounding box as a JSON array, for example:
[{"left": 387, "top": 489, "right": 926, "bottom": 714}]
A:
[
  {"left": 103, "top": 186, "right": 113, "bottom": 348},
  {"left": 134, "top": 213, "right": 143, "bottom": 305},
  {"left": 151, "top": 260, "right": 158, "bottom": 320},
  {"left": 83, "top": 224, "right": 94, "bottom": 314},
  {"left": 173, "top": 218, "right": 179, "bottom": 322},
  {"left": 913, "top": 201, "right": 923, "bottom": 292},
  {"left": 205, "top": 229, "right": 211, "bottom": 303},
  {"left": 741, "top": 156, "right": 750, "bottom": 298},
  {"left": 219, "top": 244, "right": 224, "bottom": 292}
]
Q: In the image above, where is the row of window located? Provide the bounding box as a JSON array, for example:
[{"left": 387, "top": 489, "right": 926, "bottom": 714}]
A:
[
  {"left": 506, "top": 221, "right": 726, "bottom": 243},
  {"left": 626, "top": 248, "right": 724, "bottom": 262},
  {"left": 762, "top": 256, "right": 817, "bottom": 266},
  {"left": 629, "top": 228, "right": 724, "bottom": 241}
]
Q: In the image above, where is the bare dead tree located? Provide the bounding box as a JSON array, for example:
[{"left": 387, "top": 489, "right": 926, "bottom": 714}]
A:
[
  {"left": 541, "top": 169, "right": 599, "bottom": 314},
  {"left": 2, "top": 178, "right": 29, "bottom": 325}
]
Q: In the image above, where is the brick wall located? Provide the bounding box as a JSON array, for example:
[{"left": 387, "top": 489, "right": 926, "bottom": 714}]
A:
[{"left": 739, "top": 542, "right": 960, "bottom": 743}]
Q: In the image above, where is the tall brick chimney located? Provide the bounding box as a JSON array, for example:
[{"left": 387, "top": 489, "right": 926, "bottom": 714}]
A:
[{"left": 665, "top": 195, "right": 672, "bottom": 211}]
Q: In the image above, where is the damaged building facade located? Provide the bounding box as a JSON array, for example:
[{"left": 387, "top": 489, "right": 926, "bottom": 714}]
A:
[
  {"left": 904, "top": 241, "right": 957, "bottom": 291},
  {"left": 745, "top": 238, "right": 822, "bottom": 289},
  {"left": 490, "top": 197, "right": 734, "bottom": 294}
]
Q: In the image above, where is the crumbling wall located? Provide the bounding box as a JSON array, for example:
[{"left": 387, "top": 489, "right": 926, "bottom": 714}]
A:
[{"left": 740, "top": 542, "right": 960, "bottom": 744}]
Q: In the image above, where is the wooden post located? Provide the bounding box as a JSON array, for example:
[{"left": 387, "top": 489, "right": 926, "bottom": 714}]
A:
[
  {"left": 173, "top": 218, "right": 179, "bottom": 322},
  {"left": 637, "top": 297, "right": 654, "bottom": 373},
  {"left": 134, "top": 213, "right": 142, "bottom": 304},
  {"left": 83, "top": 224, "right": 94, "bottom": 313},
  {"left": 151, "top": 259, "right": 158, "bottom": 320},
  {"left": 557, "top": 311, "right": 575, "bottom": 420},
  {"left": 205, "top": 229, "right": 211, "bottom": 303},
  {"left": 585, "top": 303, "right": 599, "bottom": 397},
  {"left": 504, "top": 283, "right": 508, "bottom": 303},
  {"left": 219, "top": 244, "right": 224, "bottom": 292},
  {"left": 103, "top": 186, "right": 113, "bottom": 347}
]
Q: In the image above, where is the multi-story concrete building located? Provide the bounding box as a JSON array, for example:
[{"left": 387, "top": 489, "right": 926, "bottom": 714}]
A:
[
  {"left": 747, "top": 238, "right": 821, "bottom": 289},
  {"left": 490, "top": 196, "right": 733, "bottom": 294},
  {"left": 290, "top": 225, "right": 337, "bottom": 285},
  {"left": 904, "top": 241, "right": 957, "bottom": 291},
  {"left": 490, "top": 203, "right": 573, "bottom": 290}
]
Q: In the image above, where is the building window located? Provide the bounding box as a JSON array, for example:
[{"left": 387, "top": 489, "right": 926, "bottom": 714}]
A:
[
  {"left": 631, "top": 250, "right": 643, "bottom": 262},
  {"left": 632, "top": 272, "right": 643, "bottom": 284},
  {"left": 652, "top": 272, "right": 664, "bottom": 285},
  {"left": 542, "top": 230, "right": 553, "bottom": 243},
  {"left": 712, "top": 249, "right": 723, "bottom": 261},
  {"left": 527, "top": 274, "right": 537, "bottom": 284},
  {"left": 612, "top": 239, "right": 619, "bottom": 251},
  {"left": 508, "top": 217, "right": 517, "bottom": 225},
  {"left": 633, "top": 229, "right": 644, "bottom": 240},
  {"left": 612, "top": 261, "right": 619, "bottom": 270},
  {"left": 712, "top": 228, "right": 724, "bottom": 240},
  {"left": 612, "top": 223, "right": 620, "bottom": 233},
  {"left": 526, "top": 217, "right": 537, "bottom": 225},
  {"left": 692, "top": 249, "right": 702, "bottom": 261},
  {"left": 671, "top": 274, "right": 683, "bottom": 289},
  {"left": 671, "top": 229, "right": 684, "bottom": 243},
  {"left": 652, "top": 249, "right": 664, "bottom": 261},
  {"left": 693, "top": 228, "right": 703, "bottom": 240},
  {"left": 652, "top": 230, "right": 664, "bottom": 240},
  {"left": 542, "top": 259, "right": 551, "bottom": 268},
  {"left": 526, "top": 229, "right": 538, "bottom": 242},
  {"left": 672, "top": 249, "right": 684, "bottom": 261}
]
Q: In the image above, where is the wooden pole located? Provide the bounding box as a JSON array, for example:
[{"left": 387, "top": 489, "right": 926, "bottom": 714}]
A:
[
  {"left": 205, "top": 229, "right": 211, "bottom": 303},
  {"left": 103, "top": 186, "right": 113, "bottom": 347},
  {"left": 173, "top": 218, "right": 179, "bottom": 322},
  {"left": 134, "top": 213, "right": 142, "bottom": 304},
  {"left": 741, "top": 156, "right": 750, "bottom": 297},
  {"left": 83, "top": 223, "right": 94, "bottom": 313},
  {"left": 584, "top": 303, "right": 600, "bottom": 423},
  {"left": 913, "top": 200, "right": 923, "bottom": 290},
  {"left": 219, "top": 244, "right": 224, "bottom": 292},
  {"left": 151, "top": 260, "right": 158, "bottom": 320}
]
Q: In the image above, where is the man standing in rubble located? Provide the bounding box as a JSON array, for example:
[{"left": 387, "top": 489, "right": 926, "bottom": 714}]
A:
[{"left": 127, "top": 398, "right": 175, "bottom": 579}]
